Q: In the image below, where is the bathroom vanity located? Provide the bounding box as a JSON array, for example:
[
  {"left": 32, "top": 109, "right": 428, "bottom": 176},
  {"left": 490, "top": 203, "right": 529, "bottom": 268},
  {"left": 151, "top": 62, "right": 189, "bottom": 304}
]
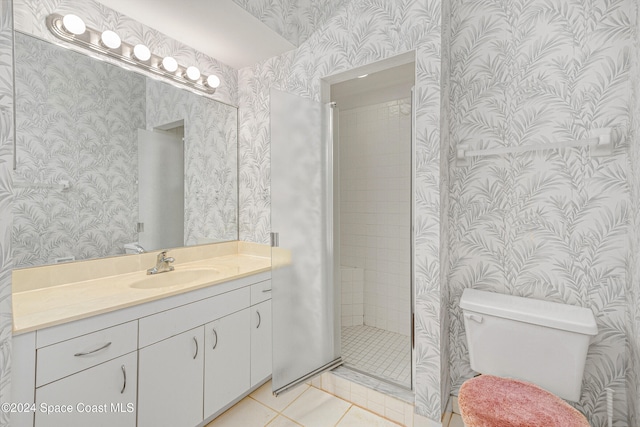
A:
[{"left": 10, "top": 242, "right": 272, "bottom": 427}]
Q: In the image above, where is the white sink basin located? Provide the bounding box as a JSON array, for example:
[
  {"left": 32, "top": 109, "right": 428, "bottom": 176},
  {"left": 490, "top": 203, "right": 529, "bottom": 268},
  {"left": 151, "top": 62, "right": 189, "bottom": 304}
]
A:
[{"left": 130, "top": 268, "right": 219, "bottom": 289}]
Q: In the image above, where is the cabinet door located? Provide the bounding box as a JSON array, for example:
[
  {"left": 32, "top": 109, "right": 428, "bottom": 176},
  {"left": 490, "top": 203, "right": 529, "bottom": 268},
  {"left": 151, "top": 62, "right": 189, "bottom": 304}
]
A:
[
  {"left": 204, "top": 309, "right": 250, "bottom": 416},
  {"left": 251, "top": 300, "right": 272, "bottom": 387},
  {"left": 138, "top": 327, "right": 204, "bottom": 427},
  {"left": 35, "top": 352, "right": 137, "bottom": 427}
]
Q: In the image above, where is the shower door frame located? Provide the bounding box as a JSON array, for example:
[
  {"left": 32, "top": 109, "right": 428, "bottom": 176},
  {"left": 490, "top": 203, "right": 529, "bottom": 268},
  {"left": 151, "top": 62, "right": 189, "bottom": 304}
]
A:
[{"left": 321, "top": 51, "right": 417, "bottom": 391}]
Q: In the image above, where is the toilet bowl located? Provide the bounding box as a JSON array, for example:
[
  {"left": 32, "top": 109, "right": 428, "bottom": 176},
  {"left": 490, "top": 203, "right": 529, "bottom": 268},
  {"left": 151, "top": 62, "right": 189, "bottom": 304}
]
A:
[{"left": 458, "top": 289, "right": 598, "bottom": 426}]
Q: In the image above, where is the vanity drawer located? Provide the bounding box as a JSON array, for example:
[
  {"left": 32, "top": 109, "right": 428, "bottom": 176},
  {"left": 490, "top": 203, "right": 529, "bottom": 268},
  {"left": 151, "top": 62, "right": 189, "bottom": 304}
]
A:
[
  {"left": 139, "top": 287, "right": 250, "bottom": 348},
  {"left": 251, "top": 280, "right": 272, "bottom": 305},
  {"left": 36, "top": 321, "right": 137, "bottom": 387}
]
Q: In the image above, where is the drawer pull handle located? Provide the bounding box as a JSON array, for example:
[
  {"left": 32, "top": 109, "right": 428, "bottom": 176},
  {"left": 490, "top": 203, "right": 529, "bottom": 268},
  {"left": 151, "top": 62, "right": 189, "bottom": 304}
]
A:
[
  {"left": 193, "top": 337, "right": 199, "bottom": 359},
  {"left": 262, "top": 289, "right": 272, "bottom": 293},
  {"left": 74, "top": 342, "right": 112, "bottom": 357},
  {"left": 256, "top": 310, "right": 261, "bottom": 329},
  {"left": 212, "top": 329, "right": 218, "bottom": 350},
  {"left": 120, "top": 365, "right": 126, "bottom": 394}
]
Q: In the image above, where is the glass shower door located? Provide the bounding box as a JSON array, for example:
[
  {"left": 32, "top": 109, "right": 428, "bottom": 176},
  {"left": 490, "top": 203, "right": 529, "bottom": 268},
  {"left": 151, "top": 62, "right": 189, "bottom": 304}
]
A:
[{"left": 270, "top": 89, "right": 341, "bottom": 395}]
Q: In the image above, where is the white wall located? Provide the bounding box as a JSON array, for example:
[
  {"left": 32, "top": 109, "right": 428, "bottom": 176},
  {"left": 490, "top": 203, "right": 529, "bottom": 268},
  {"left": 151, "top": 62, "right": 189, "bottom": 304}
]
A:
[
  {"left": 341, "top": 266, "right": 364, "bottom": 327},
  {"left": 339, "top": 98, "right": 412, "bottom": 336}
]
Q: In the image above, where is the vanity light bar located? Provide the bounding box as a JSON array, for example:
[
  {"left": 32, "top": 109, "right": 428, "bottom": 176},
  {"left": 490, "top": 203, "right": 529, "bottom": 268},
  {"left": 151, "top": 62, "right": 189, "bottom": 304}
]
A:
[{"left": 46, "top": 13, "right": 221, "bottom": 94}]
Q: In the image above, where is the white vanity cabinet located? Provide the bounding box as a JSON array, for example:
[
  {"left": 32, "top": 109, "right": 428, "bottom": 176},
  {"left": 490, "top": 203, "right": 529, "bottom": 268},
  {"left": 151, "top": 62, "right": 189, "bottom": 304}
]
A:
[
  {"left": 204, "top": 309, "right": 251, "bottom": 416},
  {"left": 35, "top": 352, "right": 137, "bottom": 427},
  {"left": 250, "top": 280, "right": 273, "bottom": 387},
  {"left": 251, "top": 300, "right": 272, "bottom": 387},
  {"left": 138, "top": 327, "right": 205, "bottom": 427},
  {"left": 35, "top": 321, "right": 138, "bottom": 388},
  {"left": 11, "top": 272, "right": 272, "bottom": 427},
  {"left": 32, "top": 321, "right": 138, "bottom": 427}
]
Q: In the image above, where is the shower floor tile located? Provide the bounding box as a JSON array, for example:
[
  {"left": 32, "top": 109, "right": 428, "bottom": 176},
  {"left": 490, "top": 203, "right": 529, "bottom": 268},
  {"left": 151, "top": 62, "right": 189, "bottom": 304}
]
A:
[{"left": 341, "top": 325, "right": 411, "bottom": 388}]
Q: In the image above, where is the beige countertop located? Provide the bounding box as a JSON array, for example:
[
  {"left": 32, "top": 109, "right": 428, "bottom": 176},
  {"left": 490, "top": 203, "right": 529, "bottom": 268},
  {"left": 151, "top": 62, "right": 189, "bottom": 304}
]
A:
[{"left": 12, "top": 253, "right": 271, "bottom": 334}]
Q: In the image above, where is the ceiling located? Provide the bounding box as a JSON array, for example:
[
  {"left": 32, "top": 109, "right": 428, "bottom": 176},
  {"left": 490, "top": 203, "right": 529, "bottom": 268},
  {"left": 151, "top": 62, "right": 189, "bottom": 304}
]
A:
[{"left": 94, "top": 0, "right": 296, "bottom": 69}]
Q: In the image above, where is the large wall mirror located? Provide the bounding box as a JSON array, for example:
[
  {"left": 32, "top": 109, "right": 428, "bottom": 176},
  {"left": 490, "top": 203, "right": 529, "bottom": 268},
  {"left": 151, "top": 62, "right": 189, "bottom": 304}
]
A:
[{"left": 12, "top": 32, "right": 238, "bottom": 269}]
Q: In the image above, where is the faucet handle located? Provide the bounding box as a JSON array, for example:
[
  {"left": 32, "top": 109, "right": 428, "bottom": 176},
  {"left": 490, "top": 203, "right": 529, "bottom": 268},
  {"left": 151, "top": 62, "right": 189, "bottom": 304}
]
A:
[{"left": 156, "top": 250, "right": 168, "bottom": 261}]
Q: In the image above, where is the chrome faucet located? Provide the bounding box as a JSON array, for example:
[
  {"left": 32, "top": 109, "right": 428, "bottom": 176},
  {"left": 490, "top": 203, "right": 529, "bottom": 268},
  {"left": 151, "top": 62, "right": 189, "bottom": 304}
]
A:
[
  {"left": 131, "top": 243, "right": 146, "bottom": 254},
  {"left": 147, "top": 250, "right": 175, "bottom": 275}
]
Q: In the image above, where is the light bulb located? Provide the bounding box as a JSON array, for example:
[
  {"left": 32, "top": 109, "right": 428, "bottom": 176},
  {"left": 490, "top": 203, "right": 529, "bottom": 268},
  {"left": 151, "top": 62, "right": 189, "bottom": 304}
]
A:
[
  {"left": 62, "top": 14, "right": 86, "bottom": 36},
  {"left": 162, "top": 56, "right": 178, "bottom": 73},
  {"left": 133, "top": 44, "right": 151, "bottom": 61},
  {"left": 185, "top": 66, "right": 201, "bottom": 81},
  {"left": 101, "top": 30, "right": 121, "bottom": 49},
  {"left": 206, "top": 75, "right": 220, "bottom": 88}
]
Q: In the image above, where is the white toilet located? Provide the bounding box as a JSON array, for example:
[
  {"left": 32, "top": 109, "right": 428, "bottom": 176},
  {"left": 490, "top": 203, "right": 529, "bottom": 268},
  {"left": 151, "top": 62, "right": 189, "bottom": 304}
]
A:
[{"left": 458, "top": 289, "right": 598, "bottom": 426}]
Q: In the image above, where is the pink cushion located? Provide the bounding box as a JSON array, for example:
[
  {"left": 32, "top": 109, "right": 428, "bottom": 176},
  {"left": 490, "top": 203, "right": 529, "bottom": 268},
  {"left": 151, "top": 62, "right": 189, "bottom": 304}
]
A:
[{"left": 459, "top": 375, "right": 590, "bottom": 427}]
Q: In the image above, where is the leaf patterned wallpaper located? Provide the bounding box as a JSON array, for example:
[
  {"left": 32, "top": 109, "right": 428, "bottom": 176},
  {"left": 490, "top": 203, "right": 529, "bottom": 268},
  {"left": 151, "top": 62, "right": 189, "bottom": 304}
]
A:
[
  {"left": 13, "top": 33, "right": 145, "bottom": 267},
  {"left": 2, "top": 1, "right": 640, "bottom": 426},
  {"left": 231, "top": 0, "right": 350, "bottom": 47},
  {"left": 627, "top": 2, "right": 640, "bottom": 425},
  {"left": 0, "top": 1, "right": 12, "bottom": 424},
  {"left": 146, "top": 80, "right": 238, "bottom": 247},
  {"left": 237, "top": 0, "right": 445, "bottom": 420},
  {"left": 240, "top": 0, "right": 640, "bottom": 425},
  {"left": 12, "top": 35, "right": 239, "bottom": 268},
  {"left": 447, "top": 0, "right": 633, "bottom": 425}
]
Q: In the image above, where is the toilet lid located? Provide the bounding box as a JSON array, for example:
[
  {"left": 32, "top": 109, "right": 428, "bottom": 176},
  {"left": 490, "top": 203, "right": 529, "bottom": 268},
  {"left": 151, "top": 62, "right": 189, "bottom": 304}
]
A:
[{"left": 458, "top": 375, "right": 590, "bottom": 427}]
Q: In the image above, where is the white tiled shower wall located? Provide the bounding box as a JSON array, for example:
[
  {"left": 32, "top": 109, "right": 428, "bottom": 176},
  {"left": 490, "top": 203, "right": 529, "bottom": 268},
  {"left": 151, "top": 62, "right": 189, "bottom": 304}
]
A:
[{"left": 339, "top": 98, "right": 412, "bottom": 337}]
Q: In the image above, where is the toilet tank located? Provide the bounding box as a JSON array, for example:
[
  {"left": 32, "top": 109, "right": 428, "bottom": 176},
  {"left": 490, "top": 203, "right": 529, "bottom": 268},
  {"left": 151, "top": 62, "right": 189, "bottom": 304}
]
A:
[{"left": 460, "top": 289, "right": 598, "bottom": 402}]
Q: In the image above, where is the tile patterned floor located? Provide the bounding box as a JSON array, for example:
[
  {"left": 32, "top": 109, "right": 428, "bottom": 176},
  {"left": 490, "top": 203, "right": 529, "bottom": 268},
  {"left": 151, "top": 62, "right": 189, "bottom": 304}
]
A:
[
  {"left": 341, "top": 325, "right": 411, "bottom": 387},
  {"left": 206, "top": 380, "right": 401, "bottom": 427}
]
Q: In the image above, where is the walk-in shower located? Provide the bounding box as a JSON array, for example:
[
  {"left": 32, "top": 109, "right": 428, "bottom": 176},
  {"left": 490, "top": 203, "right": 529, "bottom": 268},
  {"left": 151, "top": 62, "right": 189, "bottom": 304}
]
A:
[{"left": 331, "top": 62, "right": 415, "bottom": 389}]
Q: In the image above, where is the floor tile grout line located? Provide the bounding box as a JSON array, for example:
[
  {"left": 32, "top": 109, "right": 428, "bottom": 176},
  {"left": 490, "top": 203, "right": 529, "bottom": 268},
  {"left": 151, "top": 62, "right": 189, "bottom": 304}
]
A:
[
  {"left": 278, "top": 383, "right": 312, "bottom": 414},
  {"left": 264, "top": 411, "right": 304, "bottom": 427},
  {"left": 279, "top": 413, "right": 304, "bottom": 426},
  {"left": 242, "top": 396, "right": 279, "bottom": 427},
  {"left": 219, "top": 380, "right": 404, "bottom": 427},
  {"left": 249, "top": 383, "right": 313, "bottom": 417},
  {"left": 319, "top": 382, "right": 406, "bottom": 427},
  {"left": 332, "top": 403, "right": 354, "bottom": 427},
  {"left": 283, "top": 385, "right": 353, "bottom": 427},
  {"left": 252, "top": 386, "right": 310, "bottom": 427},
  {"left": 262, "top": 413, "right": 279, "bottom": 427}
]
